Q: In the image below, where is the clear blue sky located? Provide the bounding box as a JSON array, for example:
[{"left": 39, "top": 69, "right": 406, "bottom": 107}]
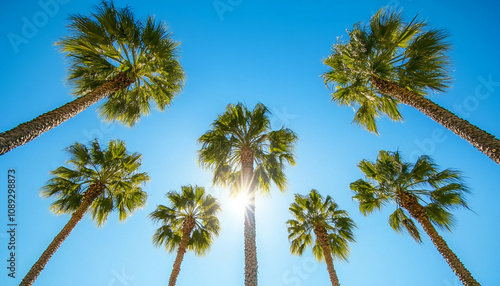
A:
[{"left": 1, "top": 0, "right": 499, "bottom": 285}]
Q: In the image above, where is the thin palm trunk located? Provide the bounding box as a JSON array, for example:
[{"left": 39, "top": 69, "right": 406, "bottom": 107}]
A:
[
  {"left": 371, "top": 76, "right": 500, "bottom": 166},
  {"left": 242, "top": 148, "right": 258, "bottom": 286},
  {"left": 398, "top": 192, "right": 480, "bottom": 286},
  {"left": 168, "top": 217, "right": 195, "bottom": 286},
  {"left": 20, "top": 183, "right": 104, "bottom": 286},
  {"left": 0, "top": 73, "right": 132, "bottom": 156},
  {"left": 314, "top": 226, "right": 340, "bottom": 286}
]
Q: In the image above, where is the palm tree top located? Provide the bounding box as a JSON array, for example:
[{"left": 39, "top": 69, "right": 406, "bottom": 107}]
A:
[
  {"left": 322, "top": 7, "right": 451, "bottom": 134},
  {"left": 287, "top": 189, "right": 356, "bottom": 262},
  {"left": 149, "top": 185, "right": 221, "bottom": 256},
  {"left": 201, "top": 102, "right": 272, "bottom": 150},
  {"left": 41, "top": 139, "right": 149, "bottom": 226},
  {"left": 57, "top": 1, "right": 185, "bottom": 126},
  {"left": 350, "top": 150, "right": 470, "bottom": 242},
  {"left": 198, "top": 102, "right": 298, "bottom": 194}
]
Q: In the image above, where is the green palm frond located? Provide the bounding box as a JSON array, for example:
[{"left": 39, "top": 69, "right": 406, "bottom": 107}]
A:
[
  {"left": 399, "top": 29, "right": 451, "bottom": 93},
  {"left": 49, "top": 193, "right": 83, "bottom": 215},
  {"left": 389, "top": 208, "right": 422, "bottom": 243},
  {"left": 57, "top": 1, "right": 185, "bottom": 126},
  {"left": 425, "top": 203, "right": 455, "bottom": 232},
  {"left": 149, "top": 185, "right": 221, "bottom": 256},
  {"left": 286, "top": 189, "right": 356, "bottom": 262},
  {"left": 152, "top": 224, "right": 181, "bottom": 253},
  {"left": 350, "top": 179, "right": 389, "bottom": 215},
  {"left": 323, "top": 6, "right": 451, "bottom": 133},
  {"left": 198, "top": 102, "right": 298, "bottom": 195},
  {"left": 351, "top": 150, "right": 470, "bottom": 242},
  {"left": 41, "top": 139, "right": 149, "bottom": 226}
]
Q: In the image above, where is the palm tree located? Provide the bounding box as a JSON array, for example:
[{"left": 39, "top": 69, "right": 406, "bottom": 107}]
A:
[
  {"left": 287, "top": 189, "right": 355, "bottom": 286},
  {"left": 149, "top": 185, "right": 221, "bottom": 286},
  {"left": 198, "top": 102, "right": 298, "bottom": 286},
  {"left": 0, "top": 1, "right": 184, "bottom": 156},
  {"left": 350, "top": 150, "right": 480, "bottom": 286},
  {"left": 322, "top": 7, "right": 500, "bottom": 165},
  {"left": 20, "top": 139, "right": 149, "bottom": 286}
]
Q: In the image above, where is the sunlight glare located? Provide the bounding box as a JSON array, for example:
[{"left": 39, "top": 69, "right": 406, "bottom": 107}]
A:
[{"left": 230, "top": 192, "right": 250, "bottom": 215}]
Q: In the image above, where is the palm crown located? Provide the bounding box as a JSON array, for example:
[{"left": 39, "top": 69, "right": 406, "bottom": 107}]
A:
[
  {"left": 350, "top": 150, "right": 469, "bottom": 242},
  {"left": 41, "top": 139, "right": 149, "bottom": 226},
  {"left": 322, "top": 7, "right": 451, "bottom": 133},
  {"left": 287, "top": 190, "right": 356, "bottom": 261},
  {"left": 149, "top": 185, "right": 221, "bottom": 256},
  {"left": 198, "top": 102, "right": 298, "bottom": 194},
  {"left": 58, "top": 1, "right": 185, "bottom": 126}
]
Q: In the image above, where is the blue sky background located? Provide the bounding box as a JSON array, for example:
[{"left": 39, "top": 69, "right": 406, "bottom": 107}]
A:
[{"left": 1, "top": 0, "right": 499, "bottom": 285}]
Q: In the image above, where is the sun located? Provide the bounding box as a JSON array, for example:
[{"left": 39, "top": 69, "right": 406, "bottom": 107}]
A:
[{"left": 229, "top": 192, "right": 250, "bottom": 215}]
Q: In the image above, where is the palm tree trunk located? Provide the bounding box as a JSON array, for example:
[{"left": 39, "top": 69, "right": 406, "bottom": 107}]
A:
[
  {"left": 0, "top": 73, "right": 133, "bottom": 156},
  {"left": 241, "top": 148, "right": 258, "bottom": 286},
  {"left": 371, "top": 77, "right": 500, "bottom": 166},
  {"left": 314, "top": 226, "right": 340, "bottom": 286},
  {"left": 398, "top": 192, "right": 480, "bottom": 286},
  {"left": 168, "top": 217, "right": 195, "bottom": 286},
  {"left": 20, "top": 183, "right": 105, "bottom": 286}
]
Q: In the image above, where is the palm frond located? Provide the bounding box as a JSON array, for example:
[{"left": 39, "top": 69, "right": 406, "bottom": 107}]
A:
[{"left": 389, "top": 208, "right": 422, "bottom": 243}]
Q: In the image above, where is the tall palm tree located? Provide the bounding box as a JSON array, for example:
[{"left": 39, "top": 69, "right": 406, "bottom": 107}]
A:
[
  {"left": 20, "top": 139, "right": 149, "bottom": 286},
  {"left": 287, "top": 189, "right": 355, "bottom": 286},
  {"left": 198, "top": 102, "right": 298, "bottom": 286},
  {"left": 149, "top": 185, "right": 221, "bottom": 286},
  {"left": 350, "top": 150, "right": 480, "bottom": 286},
  {"left": 322, "top": 7, "right": 500, "bottom": 165},
  {"left": 0, "top": 1, "right": 184, "bottom": 156}
]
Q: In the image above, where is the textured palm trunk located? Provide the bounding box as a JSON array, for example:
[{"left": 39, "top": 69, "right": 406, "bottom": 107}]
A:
[
  {"left": 398, "top": 192, "right": 480, "bottom": 286},
  {"left": 20, "top": 183, "right": 105, "bottom": 286},
  {"left": 168, "top": 217, "right": 195, "bottom": 286},
  {"left": 241, "top": 147, "right": 258, "bottom": 286},
  {"left": 314, "top": 225, "right": 340, "bottom": 286},
  {"left": 0, "top": 73, "right": 133, "bottom": 156},
  {"left": 371, "top": 77, "right": 500, "bottom": 166}
]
